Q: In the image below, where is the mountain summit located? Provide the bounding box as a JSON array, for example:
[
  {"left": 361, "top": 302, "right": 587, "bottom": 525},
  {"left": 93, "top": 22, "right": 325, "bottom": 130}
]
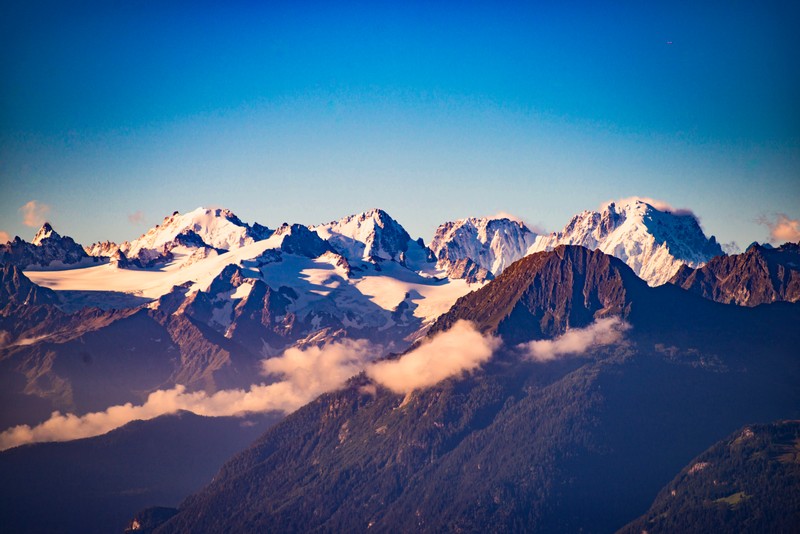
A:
[
  {"left": 0, "top": 223, "right": 91, "bottom": 269},
  {"left": 530, "top": 198, "right": 724, "bottom": 285},
  {"left": 119, "top": 207, "right": 272, "bottom": 265},
  {"left": 431, "top": 216, "right": 538, "bottom": 282},
  {"left": 312, "top": 208, "right": 428, "bottom": 267}
]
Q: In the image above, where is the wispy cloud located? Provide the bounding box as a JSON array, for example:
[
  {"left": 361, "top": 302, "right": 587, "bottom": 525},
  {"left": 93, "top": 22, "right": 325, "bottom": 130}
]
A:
[
  {"left": 367, "top": 320, "right": 500, "bottom": 394},
  {"left": 0, "top": 321, "right": 505, "bottom": 449},
  {"left": 127, "top": 210, "right": 146, "bottom": 225},
  {"left": 760, "top": 213, "right": 800, "bottom": 244},
  {"left": 19, "top": 200, "right": 50, "bottom": 228},
  {"left": 520, "top": 317, "right": 630, "bottom": 362},
  {"left": 0, "top": 231, "right": 10, "bottom": 244}
]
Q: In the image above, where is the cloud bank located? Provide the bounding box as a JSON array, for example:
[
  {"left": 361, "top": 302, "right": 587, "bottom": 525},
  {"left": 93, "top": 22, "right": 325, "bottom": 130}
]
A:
[
  {"left": 0, "top": 231, "right": 10, "bottom": 244},
  {"left": 367, "top": 320, "right": 500, "bottom": 394},
  {"left": 0, "top": 338, "right": 375, "bottom": 451},
  {"left": 19, "top": 200, "right": 50, "bottom": 228},
  {"left": 521, "top": 317, "right": 630, "bottom": 362},
  {"left": 761, "top": 213, "right": 800, "bottom": 244},
  {"left": 0, "top": 323, "right": 499, "bottom": 449}
]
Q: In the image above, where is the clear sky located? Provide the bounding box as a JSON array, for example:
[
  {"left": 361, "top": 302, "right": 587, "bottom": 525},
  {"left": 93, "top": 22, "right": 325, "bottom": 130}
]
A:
[{"left": 1, "top": 0, "right": 798, "bottom": 249}]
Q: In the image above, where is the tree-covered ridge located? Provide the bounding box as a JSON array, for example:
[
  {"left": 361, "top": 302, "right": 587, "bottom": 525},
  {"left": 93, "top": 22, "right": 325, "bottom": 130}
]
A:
[{"left": 620, "top": 420, "right": 800, "bottom": 534}]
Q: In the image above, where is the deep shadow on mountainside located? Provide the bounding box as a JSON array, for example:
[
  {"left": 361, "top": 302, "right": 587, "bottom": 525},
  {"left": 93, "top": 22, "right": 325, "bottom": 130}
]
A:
[
  {"left": 154, "top": 246, "right": 800, "bottom": 533},
  {"left": 619, "top": 420, "right": 800, "bottom": 534},
  {"left": 0, "top": 410, "right": 281, "bottom": 534}
]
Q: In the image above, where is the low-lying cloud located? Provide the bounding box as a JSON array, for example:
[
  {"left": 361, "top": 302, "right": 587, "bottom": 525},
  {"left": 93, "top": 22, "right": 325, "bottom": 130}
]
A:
[
  {"left": 0, "top": 338, "right": 375, "bottom": 451},
  {"left": 0, "top": 231, "right": 10, "bottom": 244},
  {"left": 521, "top": 317, "right": 630, "bottom": 362},
  {"left": 760, "top": 213, "right": 800, "bottom": 244},
  {"left": 0, "top": 323, "right": 501, "bottom": 449},
  {"left": 367, "top": 320, "right": 500, "bottom": 394},
  {"left": 20, "top": 200, "right": 50, "bottom": 228}
]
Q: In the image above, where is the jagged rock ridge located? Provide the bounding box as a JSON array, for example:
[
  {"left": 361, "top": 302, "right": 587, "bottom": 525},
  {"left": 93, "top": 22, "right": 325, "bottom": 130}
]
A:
[
  {"left": 0, "top": 223, "right": 93, "bottom": 269},
  {"left": 670, "top": 241, "right": 800, "bottom": 306}
]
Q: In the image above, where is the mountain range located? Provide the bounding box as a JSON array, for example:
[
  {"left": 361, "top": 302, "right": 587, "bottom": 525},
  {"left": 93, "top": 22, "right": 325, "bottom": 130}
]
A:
[
  {"left": 1, "top": 200, "right": 798, "bottom": 533},
  {"left": 154, "top": 246, "right": 800, "bottom": 532}
]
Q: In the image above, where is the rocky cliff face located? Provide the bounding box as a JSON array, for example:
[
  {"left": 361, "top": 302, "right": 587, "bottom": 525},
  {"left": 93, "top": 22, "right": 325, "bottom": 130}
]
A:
[
  {"left": 312, "top": 208, "right": 423, "bottom": 265},
  {"left": 430, "top": 245, "right": 643, "bottom": 343},
  {"left": 670, "top": 242, "right": 800, "bottom": 306},
  {"left": 430, "top": 216, "right": 538, "bottom": 281},
  {"left": 0, "top": 223, "right": 93, "bottom": 269}
]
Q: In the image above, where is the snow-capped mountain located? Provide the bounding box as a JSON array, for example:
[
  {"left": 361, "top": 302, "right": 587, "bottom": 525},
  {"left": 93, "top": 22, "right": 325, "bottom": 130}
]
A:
[
  {"left": 530, "top": 199, "right": 724, "bottom": 285},
  {"left": 84, "top": 240, "right": 120, "bottom": 258},
  {"left": 119, "top": 208, "right": 272, "bottom": 266},
  {"left": 22, "top": 208, "right": 476, "bottom": 350},
  {"left": 0, "top": 223, "right": 94, "bottom": 269},
  {"left": 312, "top": 208, "right": 433, "bottom": 270},
  {"left": 430, "top": 216, "right": 539, "bottom": 282}
]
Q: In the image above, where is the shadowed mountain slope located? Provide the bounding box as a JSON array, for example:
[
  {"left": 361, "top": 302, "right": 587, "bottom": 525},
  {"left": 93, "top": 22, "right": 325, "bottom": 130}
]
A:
[{"left": 155, "top": 247, "right": 800, "bottom": 533}]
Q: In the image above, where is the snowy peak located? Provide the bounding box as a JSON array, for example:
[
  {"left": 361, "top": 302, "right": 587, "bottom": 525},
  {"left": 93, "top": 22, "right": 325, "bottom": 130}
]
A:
[
  {"left": 84, "top": 241, "right": 120, "bottom": 257},
  {"left": 431, "top": 216, "right": 538, "bottom": 280},
  {"left": 312, "top": 208, "right": 414, "bottom": 263},
  {"left": 31, "top": 222, "right": 59, "bottom": 245},
  {"left": 0, "top": 224, "right": 91, "bottom": 269},
  {"left": 121, "top": 207, "right": 272, "bottom": 264},
  {"left": 532, "top": 199, "right": 724, "bottom": 285}
]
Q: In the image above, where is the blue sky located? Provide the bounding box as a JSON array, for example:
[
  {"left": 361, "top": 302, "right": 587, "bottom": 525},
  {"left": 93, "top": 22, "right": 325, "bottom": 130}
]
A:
[{"left": 1, "top": 1, "right": 798, "bottom": 248}]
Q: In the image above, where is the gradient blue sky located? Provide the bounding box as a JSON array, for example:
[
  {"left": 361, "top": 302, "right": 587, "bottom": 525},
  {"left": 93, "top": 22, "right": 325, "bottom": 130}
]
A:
[{"left": 1, "top": 1, "right": 798, "bottom": 248}]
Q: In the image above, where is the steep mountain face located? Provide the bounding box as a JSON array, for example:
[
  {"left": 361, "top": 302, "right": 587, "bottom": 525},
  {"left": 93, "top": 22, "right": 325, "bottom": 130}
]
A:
[
  {"left": 0, "top": 263, "right": 60, "bottom": 311},
  {"left": 0, "top": 223, "right": 94, "bottom": 269},
  {"left": 0, "top": 410, "right": 281, "bottom": 534},
  {"left": 274, "top": 223, "right": 332, "bottom": 258},
  {"left": 156, "top": 247, "right": 800, "bottom": 533},
  {"left": 670, "top": 242, "right": 800, "bottom": 306},
  {"left": 312, "top": 208, "right": 430, "bottom": 268},
  {"left": 531, "top": 199, "right": 724, "bottom": 286},
  {"left": 430, "top": 245, "right": 643, "bottom": 343},
  {"left": 621, "top": 420, "right": 800, "bottom": 534},
  {"left": 430, "top": 216, "right": 538, "bottom": 282},
  {"left": 428, "top": 200, "right": 725, "bottom": 286}
]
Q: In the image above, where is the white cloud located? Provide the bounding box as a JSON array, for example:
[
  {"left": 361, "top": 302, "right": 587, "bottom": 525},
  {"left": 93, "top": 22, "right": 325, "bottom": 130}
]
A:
[
  {"left": 521, "top": 317, "right": 630, "bottom": 362},
  {"left": 19, "top": 200, "right": 51, "bottom": 228},
  {"left": 367, "top": 320, "right": 500, "bottom": 394},
  {"left": 0, "top": 338, "right": 375, "bottom": 451},
  {"left": 0, "top": 322, "right": 503, "bottom": 450}
]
